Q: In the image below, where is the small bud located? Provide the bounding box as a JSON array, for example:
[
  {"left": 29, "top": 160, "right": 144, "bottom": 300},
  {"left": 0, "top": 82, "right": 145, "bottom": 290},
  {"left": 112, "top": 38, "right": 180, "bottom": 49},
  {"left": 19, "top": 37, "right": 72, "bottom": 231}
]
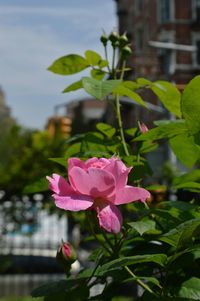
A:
[
  {"left": 121, "top": 46, "right": 132, "bottom": 58},
  {"left": 119, "top": 33, "right": 129, "bottom": 48},
  {"left": 109, "top": 31, "right": 119, "bottom": 45},
  {"left": 100, "top": 34, "right": 108, "bottom": 46},
  {"left": 56, "top": 241, "right": 76, "bottom": 269},
  {"left": 138, "top": 122, "right": 149, "bottom": 133}
]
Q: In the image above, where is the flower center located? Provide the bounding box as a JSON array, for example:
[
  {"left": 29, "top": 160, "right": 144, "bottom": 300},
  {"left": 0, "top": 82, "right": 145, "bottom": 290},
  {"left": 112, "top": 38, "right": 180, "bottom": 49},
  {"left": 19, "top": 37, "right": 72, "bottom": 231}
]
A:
[{"left": 90, "top": 161, "right": 105, "bottom": 169}]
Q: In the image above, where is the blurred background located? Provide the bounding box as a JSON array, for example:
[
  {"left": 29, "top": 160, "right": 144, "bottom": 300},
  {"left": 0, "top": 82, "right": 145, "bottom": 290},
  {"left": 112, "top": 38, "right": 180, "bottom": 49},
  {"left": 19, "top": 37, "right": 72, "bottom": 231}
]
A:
[{"left": 0, "top": 0, "right": 200, "bottom": 299}]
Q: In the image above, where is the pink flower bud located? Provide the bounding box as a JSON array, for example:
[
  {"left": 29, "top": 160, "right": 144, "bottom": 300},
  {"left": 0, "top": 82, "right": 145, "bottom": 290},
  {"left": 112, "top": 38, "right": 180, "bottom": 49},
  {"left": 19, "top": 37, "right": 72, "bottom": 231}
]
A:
[
  {"left": 56, "top": 241, "right": 76, "bottom": 268},
  {"left": 62, "top": 242, "right": 71, "bottom": 258},
  {"left": 139, "top": 122, "right": 148, "bottom": 133}
]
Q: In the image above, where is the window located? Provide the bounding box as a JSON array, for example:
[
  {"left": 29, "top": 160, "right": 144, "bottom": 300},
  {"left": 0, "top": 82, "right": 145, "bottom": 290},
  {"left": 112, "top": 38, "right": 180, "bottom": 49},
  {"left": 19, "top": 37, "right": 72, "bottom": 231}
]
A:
[
  {"left": 136, "top": 28, "right": 143, "bottom": 51},
  {"left": 196, "top": 40, "right": 200, "bottom": 65},
  {"left": 192, "top": 0, "right": 200, "bottom": 20},
  {"left": 192, "top": 33, "right": 200, "bottom": 67},
  {"left": 160, "top": 0, "right": 171, "bottom": 23},
  {"left": 135, "top": 0, "right": 144, "bottom": 14},
  {"left": 196, "top": 0, "right": 200, "bottom": 20}
]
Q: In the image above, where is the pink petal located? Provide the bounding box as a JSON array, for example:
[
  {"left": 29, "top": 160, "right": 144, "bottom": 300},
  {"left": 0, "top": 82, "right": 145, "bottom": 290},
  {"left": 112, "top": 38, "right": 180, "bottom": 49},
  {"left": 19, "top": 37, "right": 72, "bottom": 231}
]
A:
[
  {"left": 85, "top": 157, "right": 99, "bottom": 167},
  {"left": 46, "top": 174, "right": 74, "bottom": 195},
  {"left": 103, "top": 158, "right": 131, "bottom": 188},
  {"left": 114, "top": 185, "right": 151, "bottom": 205},
  {"left": 52, "top": 193, "right": 93, "bottom": 211},
  {"left": 69, "top": 167, "right": 116, "bottom": 198},
  {"left": 68, "top": 158, "right": 86, "bottom": 173},
  {"left": 95, "top": 202, "right": 122, "bottom": 233}
]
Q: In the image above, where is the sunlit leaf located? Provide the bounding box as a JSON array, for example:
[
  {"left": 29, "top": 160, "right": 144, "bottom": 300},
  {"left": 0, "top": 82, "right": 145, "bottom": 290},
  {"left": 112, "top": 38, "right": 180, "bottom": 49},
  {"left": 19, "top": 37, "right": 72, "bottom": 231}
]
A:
[
  {"left": 169, "top": 133, "right": 200, "bottom": 168},
  {"left": 82, "top": 77, "right": 121, "bottom": 100},
  {"left": 85, "top": 50, "right": 102, "bottom": 66},
  {"left": 96, "top": 122, "right": 116, "bottom": 138},
  {"left": 48, "top": 54, "right": 89, "bottom": 75},
  {"left": 128, "top": 219, "right": 156, "bottom": 236},
  {"left": 151, "top": 81, "right": 181, "bottom": 117},
  {"left": 62, "top": 80, "right": 83, "bottom": 93},
  {"left": 181, "top": 75, "right": 200, "bottom": 134},
  {"left": 114, "top": 84, "right": 147, "bottom": 107}
]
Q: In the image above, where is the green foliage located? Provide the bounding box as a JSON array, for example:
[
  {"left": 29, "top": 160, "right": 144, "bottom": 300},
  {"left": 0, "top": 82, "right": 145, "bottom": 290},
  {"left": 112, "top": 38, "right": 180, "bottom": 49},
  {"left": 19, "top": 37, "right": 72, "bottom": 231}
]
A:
[
  {"left": 128, "top": 219, "right": 156, "bottom": 236},
  {"left": 48, "top": 54, "right": 89, "bottom": 75},
  {"left": 82, "top": 77, "right": 121, "bottom": 100},
  {"left": 172, "top": 277, "right": 200, "bottom": 300},
  {"left": 181, "top": 76, "right": 200, "bottom": 134},
  {"left": 62, "top": 79, "right": 83, "bottom": 93},
  {"left": 169, "top": 133, "right": 200, "bottom": 168},
  {"left": 84, "top": 50, "right": 102, "bottom": 66},
  {"left": 151, "top": 81, "right": 181, "bottom": 118},
  {"left": 114, "top": 84, "right": 147, "bottom": 107},
  {"left": 0, "top": 125, "right": 65, "bottom": 196}
]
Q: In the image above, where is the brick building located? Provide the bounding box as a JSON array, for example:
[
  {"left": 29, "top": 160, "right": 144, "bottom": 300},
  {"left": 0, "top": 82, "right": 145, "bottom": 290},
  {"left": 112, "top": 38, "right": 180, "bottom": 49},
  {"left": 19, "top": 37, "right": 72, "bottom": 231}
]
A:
[{"left": 115, "top": 0, "right": 200, "bottom": 84}]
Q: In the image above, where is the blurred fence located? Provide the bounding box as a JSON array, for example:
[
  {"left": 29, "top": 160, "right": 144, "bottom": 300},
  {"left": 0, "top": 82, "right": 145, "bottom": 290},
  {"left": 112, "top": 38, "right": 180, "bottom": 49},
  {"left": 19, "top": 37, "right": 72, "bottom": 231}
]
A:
[{"left": 0, "top": 195, "right": 67, "bottom": 297}]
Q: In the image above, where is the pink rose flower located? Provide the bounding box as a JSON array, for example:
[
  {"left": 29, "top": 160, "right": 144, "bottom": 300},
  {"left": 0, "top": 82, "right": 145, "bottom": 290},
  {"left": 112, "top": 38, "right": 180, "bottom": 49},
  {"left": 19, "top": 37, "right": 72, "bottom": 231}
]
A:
[{"left": 47, "top": 157, "right": 150, "bottom": 233}]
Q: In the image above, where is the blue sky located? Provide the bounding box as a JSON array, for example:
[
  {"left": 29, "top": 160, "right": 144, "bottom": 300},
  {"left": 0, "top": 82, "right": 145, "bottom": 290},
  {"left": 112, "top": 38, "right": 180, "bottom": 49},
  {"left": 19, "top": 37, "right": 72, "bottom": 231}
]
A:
[{"left": 0, "top": 0, "right": 117, "bottom": 129}]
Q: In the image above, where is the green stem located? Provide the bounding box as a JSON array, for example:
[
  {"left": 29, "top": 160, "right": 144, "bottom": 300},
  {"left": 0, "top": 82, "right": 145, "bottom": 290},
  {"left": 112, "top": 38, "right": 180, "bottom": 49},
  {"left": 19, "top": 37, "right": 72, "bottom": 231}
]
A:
[
  {"left": 115, "top": 59, "right": 129, "bottom": 156},
  {"left": 116, "top": 94, "right": 129, "bottom": 156},
  {"left": 87, "top": 213, "right": 112, "bottom": 255},
  {"left": 112, "top": 47, "right": 116, "bottom": 76},
  {"left": 102, "top": 231, "right": 114, "bottom": 251},
  {"left": 120, "top": 60, "right": 126, "bottom": 80},
  {"left": 124, "top": 265, "right": 155, "bottom": 295},
  {"left": 104, "top": 45, "right": 111, "bottom": 73}
]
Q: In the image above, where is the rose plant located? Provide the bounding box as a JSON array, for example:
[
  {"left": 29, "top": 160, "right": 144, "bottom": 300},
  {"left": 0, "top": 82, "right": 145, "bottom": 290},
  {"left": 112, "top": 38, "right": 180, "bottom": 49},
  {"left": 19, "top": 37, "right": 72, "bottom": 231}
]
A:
[{"left": 31, "top": 33, "right": 200, "bottom": 300}]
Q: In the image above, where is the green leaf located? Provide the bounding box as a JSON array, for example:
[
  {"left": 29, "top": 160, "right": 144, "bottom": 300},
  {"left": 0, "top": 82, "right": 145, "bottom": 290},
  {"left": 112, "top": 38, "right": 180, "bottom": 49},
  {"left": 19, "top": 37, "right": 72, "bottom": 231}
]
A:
[
  {"left": 135, "top": 120, "right": 187, "bottom": 141},
  {"left": 169, "top": 133, "right": 200, "bottom": 168},
  {"left": 31, "top": 280, "right": 76, "bottom": 297},
  {"left": 137, "top": 78, "right": 152, "bottom": 86},
  {"left": 173, "top": 170, "right": 200, "bottom": 187},
  {"left": 181, "top": 75, "right": 200, "bottom": 134},
  {"left": 82, "top": 77, "right": 121, "bottom": 100},
  {"left": 139, "top": 141, "right": 159, "bottom": 154},
  {"left": 23, "top": 177, "right": 48, "bottom": 194},
  {"left": 48, "top": 54, "right": 89, "bottom": 75},
  {"left": 151, "top": 81, "right": 181, "bottom": 117},
  {"left": 98, "top": 59, "right": 109, "bottom": 68},
  {"left": 176, "top": 277, "right": 200, "bottom": 300},
  {"left": 123, "top": 80, "right": 139, "bottom": 90},
  {"left": 90, "top": 69, "right": 106, "bottom": 80},
  {"left": 114, "top": 84, "right": 147, "bottom": 107},
  {"left": 159, "top": 218, "right": 200, "bottom": 249},
  {"left": 125, "top": 128, "right": 138, "bottom": 137},
  {"left": 173, "top": 181, "right": 200, "bottom": 193},
  {"left": 48, "top": 157, "right": 68, "bottom": 168},
  {"left": 85, "top": 50, "right": 101, "bottom": 66},
  {"left": 62, "top": 80, "right": 83, "bottom": 93},
  {"left": 96, "top": 122, "right": 116, "bottom": 138},
  {"left": 169, "top": 246, "right": 200, "bottom": 264},
  {"left": 97, "top": 254, "right": 167, "bottom": 276},
  {"left": 128, "top": 219, "right": 156, "bottom": 236}
]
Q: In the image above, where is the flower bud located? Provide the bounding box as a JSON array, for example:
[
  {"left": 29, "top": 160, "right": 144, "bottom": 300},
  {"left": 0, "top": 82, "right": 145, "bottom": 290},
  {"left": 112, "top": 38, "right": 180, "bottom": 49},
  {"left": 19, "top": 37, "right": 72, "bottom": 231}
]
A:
[
  {"left": 138, "top": 122, "right": 149, "bottom": 133},
  {"left": 56, "top": 241, "right": 76, "bottom": 269},
  {"left": 109, "top": 31, "right": 119, "bottom": 47},
  {"left": 121, "top": 46, "right": 132, "bottom": 58},
  {"left": 119, "top": 33, "right": 129, "bottom": 48},
  {"left": 100, "top": 34, "right": 108, "bottom": 46}
]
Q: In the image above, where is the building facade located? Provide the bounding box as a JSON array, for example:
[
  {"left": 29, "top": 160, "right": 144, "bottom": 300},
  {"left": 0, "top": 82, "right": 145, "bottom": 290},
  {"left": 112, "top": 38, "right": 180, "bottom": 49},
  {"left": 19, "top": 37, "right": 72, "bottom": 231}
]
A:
[{"left": 115, "top": 0, "right": 200, "bottom": 84}]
